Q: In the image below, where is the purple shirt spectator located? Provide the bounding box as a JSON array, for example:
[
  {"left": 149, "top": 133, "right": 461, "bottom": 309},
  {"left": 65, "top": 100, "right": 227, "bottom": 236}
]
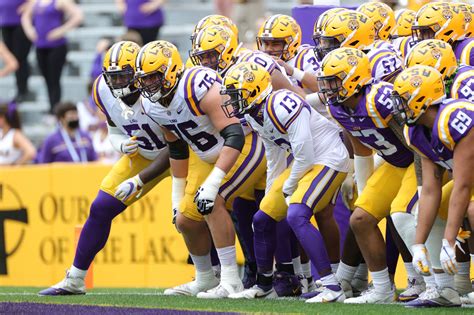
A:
[
  {"left": 124, "top": 0, "right": 164, "bottom": 29},
  {"left": 32, "top": 0, "right": 67, "bottom": 48},
  {"left": 38, "top": 128, "right": 97, "bottom": 163},
  {"left": 0, "top": 0, "right": 25, "bottom": 27}
]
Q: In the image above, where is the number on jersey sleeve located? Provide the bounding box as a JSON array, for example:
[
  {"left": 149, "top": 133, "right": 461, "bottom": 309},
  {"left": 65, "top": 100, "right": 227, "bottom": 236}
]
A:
[
  {"left": 266, "top": 91, "right": 310, "bottom": 134},
  {"left": 438, "top": 106, "right": 474, "bottom": 150},
  {"left": 181, "top": 67, "right": 219, "bottom": 116}
]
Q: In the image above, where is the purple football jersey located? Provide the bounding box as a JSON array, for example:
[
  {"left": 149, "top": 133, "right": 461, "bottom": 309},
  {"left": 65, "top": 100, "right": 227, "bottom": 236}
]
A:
[
  {"left": 450, "top": 64, "right": 474, "bottom": 101},
  {"left": 405, "top": 99, "right": 474, "bottom": 171},
  {"left": 328, "top": 82, "right": 414, "bottom": 168},
  {"left": 453, "top": 38, "right": 474, "bottom": 66}
]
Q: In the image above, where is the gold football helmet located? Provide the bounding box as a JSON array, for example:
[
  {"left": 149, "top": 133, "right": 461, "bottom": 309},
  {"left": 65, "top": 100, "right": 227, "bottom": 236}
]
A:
[
  {"left": 313, "top": 8, "right": 348, "bottom": 50},
  {"left": 413, "top": 2, "right": 465, "bottom": 44},
  {"left": 391, "top": 9, "right": 416, "bottom": 38},
  {"left": 191, "top": 14, "right": 239, "bottom": 42},
  {"left": 357, "top": 2, "right": 396, "bottom": 40},
  {"left": 391, "top": 65, "right": 445, "bottom": 125},
  {"left": 405, "top": 39, "right": 457, "bottom": 80},
  {"left": 256, "top": 14, "right": 301, "bottom": 61},
  {"left": 102, "top": 41, "right": 141, "bottom": 98},
  {"left": 315, "top": 10, "right": 375, "bottom": 61},
  {"left": 190, "top": 25, "right": 238, "bottom": 75},
  {"left": 221, "top": 62, "right": 272, "bottom": 118},
  {"left": 318, "top": 47, "right": 372, "bottom": 104},
  {"left": 135, "top": 40, "right": 184, "bottom": 103},
  {"left": 452, "top": 2, "right": 474, "bottom": 38}
]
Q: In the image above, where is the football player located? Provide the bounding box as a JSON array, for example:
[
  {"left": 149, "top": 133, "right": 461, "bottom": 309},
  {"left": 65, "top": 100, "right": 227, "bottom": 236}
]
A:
[
  {"left": 38, "top": 41, "right": 170, "bottom": 295},
  {"left": 393, "top": 65, "right": 474, "bottom": 307},
  {"left": 405, "top": 42, "right": 474, "bottom": 302},
  {"left": 319, "top": 48, "right": 419, "bottom": 303},
  {"left": 221, "top": 62, "right": 350, "bottom": 302},
  {"left": 413, "top": 2, "right": 474, "bottom": 65},
  {"left": 357, "top": 2, "right": 395, "bottom": 42},
  {"left": 135, "top": 41, "right": 267, "bottom": 298},
  {"left": 191, "top": 24, "right": 307, "bottom": 295}
]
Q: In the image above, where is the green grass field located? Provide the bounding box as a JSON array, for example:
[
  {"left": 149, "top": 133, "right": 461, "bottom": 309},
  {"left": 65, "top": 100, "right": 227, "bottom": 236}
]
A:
[{"left": 0, "top": 287, "right": 472, "bottom": 314}]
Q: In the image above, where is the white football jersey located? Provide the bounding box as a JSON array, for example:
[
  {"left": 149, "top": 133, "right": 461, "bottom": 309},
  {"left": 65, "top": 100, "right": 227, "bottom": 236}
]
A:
[
  {"left": 286, "top": 44, "right": 320, "bottom": 88},
  {"left": 245, "top": 89, "right": 350, "bottom": 190},
  {"left": 92, "top": 75, "right": 168, "bottom": 160},
  {"left": 143, "top": 66, "right": 225, "bottom": 164}
]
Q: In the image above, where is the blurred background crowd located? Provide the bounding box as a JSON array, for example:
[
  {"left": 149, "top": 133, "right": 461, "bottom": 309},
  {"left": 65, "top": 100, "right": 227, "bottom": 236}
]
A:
[{"left": 0, "top": 0, "right": 432, "bottom": 166}]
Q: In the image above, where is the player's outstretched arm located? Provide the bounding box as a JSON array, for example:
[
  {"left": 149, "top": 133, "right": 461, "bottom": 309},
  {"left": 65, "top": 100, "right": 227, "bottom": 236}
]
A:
[
  {"left": 271, "top": 69, "right": 306, "bottom": 98},
  {"left": 348, "top": 133, "right": 374, "bottom": 196}
]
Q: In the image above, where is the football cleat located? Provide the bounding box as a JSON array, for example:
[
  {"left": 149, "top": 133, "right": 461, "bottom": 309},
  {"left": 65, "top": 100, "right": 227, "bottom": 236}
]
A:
[
  {"left": 197, "top": 282, "right": 244, "bottom": 299},
  {"left": 344, "top": 286, "right": 395, "bottom": 304},
  {"left": 228, "top": 285, "right": 277, "bottom": 299},
  {"left": 405, "top": 287, "right": 461, "bottom": 308},
  {"left": 38, "top": 270, "right": 85, "bottom": 296},
  {"left": 305, "top": 285, "right": 346, "bottom": 303},
  {"left": 164, "top": 276, "right": 219, "bottom": 296},
  {"left": 273, "top": 271, "right": 302, "bottom": 297},
  {"left": 398, "top": 278, "right": 425, "bottom": 302}
]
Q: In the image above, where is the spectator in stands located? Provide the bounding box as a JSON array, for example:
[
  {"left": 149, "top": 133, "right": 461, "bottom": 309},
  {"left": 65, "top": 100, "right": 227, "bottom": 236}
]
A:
[
  {"left": 0, "top": 102, "right": 37, "bottom": 165},
  {"left": 38, "top": 102, "right": 96, "bottom": 163},
  {"left": 0, "top": 0, "right": 33, "bottom": 102},
  {"left": 21, "top": 0, "right": 83, "bottom": 112},
  {"left": 115, "top": 0, "right": 165, "bottom": 44},
  {"left": 0, "top": 41, "right": 19, "bottom": 78},
  {"left": 92, "top": 110, "right": 120, "bottom": 165}
]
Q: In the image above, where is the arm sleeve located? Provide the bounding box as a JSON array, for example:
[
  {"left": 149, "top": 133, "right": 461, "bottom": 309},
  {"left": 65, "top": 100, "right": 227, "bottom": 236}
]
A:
[
  {"left": 263, "top": 137, "right": 287, "bottom": 194},
  {"left": 107, "top": 124, "right": 128, "bottom": 153},
  {"left": 282, "top": 109, "right": 314, "bottom": 196}
]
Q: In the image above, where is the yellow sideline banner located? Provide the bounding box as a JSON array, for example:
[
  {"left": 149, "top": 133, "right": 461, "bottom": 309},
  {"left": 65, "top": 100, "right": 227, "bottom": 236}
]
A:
[{"left": 0, "top": 163, "right": 197, "bottom": 288}]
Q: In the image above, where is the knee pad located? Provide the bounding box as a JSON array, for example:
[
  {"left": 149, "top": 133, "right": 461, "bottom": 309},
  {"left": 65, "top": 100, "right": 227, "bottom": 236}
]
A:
[
  {"left": 425, "top": 216, "right": 446, "bottom": 269},
  {"left": 390, "top": 212, "right": 416, "bottom": 249}
]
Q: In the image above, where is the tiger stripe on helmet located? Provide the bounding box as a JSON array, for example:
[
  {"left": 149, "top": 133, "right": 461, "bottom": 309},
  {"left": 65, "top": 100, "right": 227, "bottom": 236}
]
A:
[
  {"left": 109, "top": 41, "right": 125, "bottom": 68},
  {"left": 262, "top": 14, "right": 282, "bottom": 35}
]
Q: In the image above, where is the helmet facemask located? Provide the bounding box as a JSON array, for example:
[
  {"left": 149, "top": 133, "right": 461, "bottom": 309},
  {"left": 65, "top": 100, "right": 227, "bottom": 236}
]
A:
[
  {"left": 317, "top": 75, "right": 345, "bottom": 105},
  {"left": 221, "top": 87, "right": 250, "bottom": 118},
  {"left": 103, "top": 65, "right": 137, "bottom": 98},
  {"left": 314, "top": 36, "right": 342, "bottom": 62},
  {"left": 137, "top": 69, "right": 175, "bottom": 104},
  {"left": 411, "top": 24, "right": 437, "bottom": 43}
]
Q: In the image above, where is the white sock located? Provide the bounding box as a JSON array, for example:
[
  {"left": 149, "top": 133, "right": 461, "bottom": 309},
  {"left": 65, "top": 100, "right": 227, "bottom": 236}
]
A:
[
  {"left": 405, "top": 263, "right": 422, "bottom": 282},
  {"left": 320, "top": 273, "right": 339, "bottom": 286},
  {"left": 69, "top": 265, "right": 87, "bottom": 279},
  {"left": 457, "top": 261, "right": 470, "bottom": 275},
  {"left": 354, "top": 263, "right": 368, "bottom": 280},
  {"left": 423, "top": 274, "right": 436, "bottom": 288},
  {"left": 216, "top": 245, "right": 236, "bottom": 267},
  {"left": 471, "top": 254, "right": 474, "bottom": 265},
  {"left": 301, "top": 261, "right": 312, "bottom": 278},
  {"left": 434, "top": 272, "right": 454, "bottom": 289},
  {"left": 336, "top": 262, "right": 357, "bottom": 282},
  {"left": 371, "top": 268, "right": 392, "bottom": 294},
  {"left": 292, "top": 257, "right": 303, "bottom": 275},
  {"left": 190, "top": 253, "right": 212, "bottom": 272},
  {"left": 331, "top": 263, "right": 339, "bottom": 274}
]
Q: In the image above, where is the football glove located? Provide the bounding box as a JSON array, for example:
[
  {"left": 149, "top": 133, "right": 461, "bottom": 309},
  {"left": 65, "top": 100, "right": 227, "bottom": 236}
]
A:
[
  {"left": 440, "top": 239, "right": 458, "bottom": 275},
  {"left": 411, "top": 243, "right": 431, "bottom": 276},
  {"left": 194, "top": 167, "right": 226, "bottom": 215},
  {"left": 120, "top": 136, "right": 139, "bottom": 155},
  {"left": 114, "top": 174, "right": 144, "bottom": 202}
]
